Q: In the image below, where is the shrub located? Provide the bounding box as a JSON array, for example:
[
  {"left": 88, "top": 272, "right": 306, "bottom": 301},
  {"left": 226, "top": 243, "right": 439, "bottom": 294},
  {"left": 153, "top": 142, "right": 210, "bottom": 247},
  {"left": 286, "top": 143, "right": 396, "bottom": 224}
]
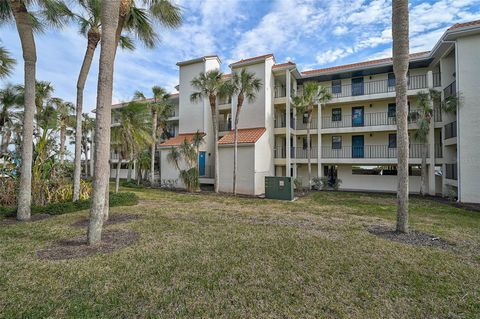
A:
[
  {"left": 160, "top": 179, "right": 177, "bottom": 190},
  {"left": 0, "top": 192, "right": 138, "bottom": 219}
]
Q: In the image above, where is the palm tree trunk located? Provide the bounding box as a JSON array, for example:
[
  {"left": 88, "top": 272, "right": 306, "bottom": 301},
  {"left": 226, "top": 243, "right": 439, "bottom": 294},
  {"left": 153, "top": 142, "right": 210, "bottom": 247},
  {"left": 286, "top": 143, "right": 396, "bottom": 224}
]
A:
[
  {"left": 150, "top": 110, "right": 157, "bottom": 185},
  {"left": 83, "top": 143, "right": 89, "bottom": 177},
  {"left": 127, "top": 160, "right": 132, "bottom": 182},
  {"left": 420, "top": 143, "right": 428, "bottom": 196},
  {"left": 10, "top": 0, "right": 36, "bottom": 221},
  {"left": 307, "top": 110, "right": 312, "bottom": 190},
  {"left": 233, "top": 96, "right": 244, "bottom": 195},
  {"left": 115, "top": 156, "right": 121, "bottom": 193},
  {"left": 74, "top": 31, "right": 100, "bottom": 201},
  {"left": 209, "top": 96, "right": 219, "bottom": 193},
  {"left": 59, "top": 126, "right": 65, "bottom": 165},
  {"left": 392, "top": 0, "right": 410, "bottom": 233},
  {"left": 88, "top": 0, "right": 121, "bottom": 245}
]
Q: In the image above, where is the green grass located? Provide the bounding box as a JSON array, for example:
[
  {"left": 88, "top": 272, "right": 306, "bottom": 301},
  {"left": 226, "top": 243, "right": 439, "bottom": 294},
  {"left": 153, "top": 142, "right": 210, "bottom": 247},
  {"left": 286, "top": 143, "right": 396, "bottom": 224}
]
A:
[
  {"left": 1, "top": 187, "right": 479, "bottom": 318},
  {"left": 0, "top": 192, "right": 138, "bottom": 219}
]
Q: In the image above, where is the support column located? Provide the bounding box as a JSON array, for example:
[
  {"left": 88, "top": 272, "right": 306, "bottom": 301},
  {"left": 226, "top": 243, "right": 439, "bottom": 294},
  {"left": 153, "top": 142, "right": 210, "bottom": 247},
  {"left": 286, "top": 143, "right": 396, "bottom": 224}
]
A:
[
  {"left": 427, "top": 70, "right": 436, "bottom": 195},
  {"left": 286, "top": 70, "right": 291, "bottom": 177},
  {"left": 292, "top": 109, "right": 297, "bottom": 179},
  {"left": 317, "top": 103, "right": 322, "bottom": 178}
]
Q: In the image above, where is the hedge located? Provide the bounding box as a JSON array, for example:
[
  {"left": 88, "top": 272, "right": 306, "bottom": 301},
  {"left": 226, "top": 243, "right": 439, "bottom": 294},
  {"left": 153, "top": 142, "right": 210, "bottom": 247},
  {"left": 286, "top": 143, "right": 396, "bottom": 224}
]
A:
[{"left": 0, "top": 192, "right": 139, "bottom": 219}]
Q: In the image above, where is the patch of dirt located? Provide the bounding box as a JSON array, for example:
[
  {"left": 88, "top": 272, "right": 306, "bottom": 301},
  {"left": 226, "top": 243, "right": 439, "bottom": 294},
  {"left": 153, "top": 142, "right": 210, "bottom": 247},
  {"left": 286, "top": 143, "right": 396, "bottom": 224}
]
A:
[
  {"left": 70, "top": 213, "right": 142, "bottom": 228},
  {"left": 367, "top": 225, "right": 454, "bottom": 249},
  {"left": 37, "top": 229, "right": 139, "bottom": 260},
  {"left": 0, "top": 214, "right": 51, "bottom": 226}
]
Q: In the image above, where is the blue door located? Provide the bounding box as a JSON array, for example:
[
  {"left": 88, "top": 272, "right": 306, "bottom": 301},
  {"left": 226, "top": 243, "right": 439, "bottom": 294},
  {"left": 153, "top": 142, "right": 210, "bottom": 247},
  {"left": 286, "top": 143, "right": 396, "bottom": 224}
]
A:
[
  {"left": 199, "top": 151, "right": 206, "bottom": 176},
  {"left": 352, "top": 106, "right": 364, "bottom": 127},
  {"left": 351, "top": 77, "right": 364, "bottom": 96},
  {"left": 352, "top": 135, "right": 364, "bottom": 158}
]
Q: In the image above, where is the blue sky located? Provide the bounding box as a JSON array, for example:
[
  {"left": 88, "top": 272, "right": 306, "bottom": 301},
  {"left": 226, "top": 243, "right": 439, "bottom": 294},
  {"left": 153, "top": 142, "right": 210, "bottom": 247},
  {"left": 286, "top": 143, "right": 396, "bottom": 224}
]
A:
[{"left": 1, "top": 0, "right": 480, "bottom": 114}]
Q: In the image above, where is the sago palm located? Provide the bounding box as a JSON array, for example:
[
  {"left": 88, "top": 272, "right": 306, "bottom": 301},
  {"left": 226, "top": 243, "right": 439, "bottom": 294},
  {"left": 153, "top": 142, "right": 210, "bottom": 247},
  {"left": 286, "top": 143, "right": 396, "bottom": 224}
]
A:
[
  {"left": 227, "top": 68, "right": 262, "bottom": 195},
  {"left": 190, "top": 70, "right": 228, "bottom": 193},
  {"left": 292, "top": 81, "right": 331, "bottom": 189}
]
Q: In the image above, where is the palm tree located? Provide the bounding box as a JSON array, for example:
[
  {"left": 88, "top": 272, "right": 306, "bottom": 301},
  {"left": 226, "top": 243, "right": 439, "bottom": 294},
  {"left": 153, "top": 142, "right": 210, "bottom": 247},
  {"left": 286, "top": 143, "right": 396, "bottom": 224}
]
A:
[
  {"left": 410, "top": 90, "right": 438, "bottom": 196},
  {"left": 81, "top": 113, "right": 95, "bottom": 176},
  {"left": 190, "top": 70, "right": 228, "bottom": 193},
  {"left": 167, "top": 136, "right": 204, "bottom": 192},
  {"left": 111, "top": 101, "right": 152, "bottom": 193},
  {"left": 0, "top": 46, "right": 16, "bottom": 78},
  {"left": 54, "top": 99, "right": 75, "bottom": 165},
  {"left": 0, "top": 85, "right": 20, "bottom": 154},
  {"left": 226, "top": 68, "right": 262, "bottom": 195},
  {"left": 71, "top": 0, "right": 135, "bottom": 201},
  {"left": 88, "top": 0, "right": 122, "bottom": 245},
  {"left": 292, "top": 81, "right": 331, "bottom": 189},
  {"left": 134, "top": 85, "right": 172, "bottom": 185},
  {"left": 392, "top": 0, "right": 410, "bottom": 233}
]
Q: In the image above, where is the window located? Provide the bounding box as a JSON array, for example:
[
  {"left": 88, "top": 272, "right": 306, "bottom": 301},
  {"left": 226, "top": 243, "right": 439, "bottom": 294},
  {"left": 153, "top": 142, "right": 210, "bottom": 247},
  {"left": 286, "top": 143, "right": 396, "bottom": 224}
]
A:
[
  {"left": 332, "top": 108, "right": 342, "bottom": 121},
  {"left": 352, "top": 165, "right": 420, "bottom": 176},
  {"left": 388, "top": 73, "right": 395, "bottom": 87},
  {"left": 388, "top": 134, "right": 397, "bottom": 148},
  {"left": 388, "top": 103, "right": 396, "bottom": 117},
  {"left": 332, "top": 79, "right": 342, "bottom": 94},
  {"left": 332, "top": 136, "right": 342, "bottom": 149},
  {"left": 302, "top": 112, "right": 308, "bottom": 124}
]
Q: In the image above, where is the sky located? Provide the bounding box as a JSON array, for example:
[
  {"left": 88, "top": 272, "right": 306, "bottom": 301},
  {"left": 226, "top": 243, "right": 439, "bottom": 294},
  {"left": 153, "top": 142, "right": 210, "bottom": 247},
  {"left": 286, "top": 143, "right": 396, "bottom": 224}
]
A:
[{"left": 1, "top": 0, "right": 480, "bottom": 115}]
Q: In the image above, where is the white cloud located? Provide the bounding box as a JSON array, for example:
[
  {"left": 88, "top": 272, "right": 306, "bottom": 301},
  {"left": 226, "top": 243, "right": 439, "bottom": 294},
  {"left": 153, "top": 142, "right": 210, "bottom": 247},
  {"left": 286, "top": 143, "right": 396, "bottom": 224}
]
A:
[{"left": 333, "top": 26, "right": 348, "bottom": 35}]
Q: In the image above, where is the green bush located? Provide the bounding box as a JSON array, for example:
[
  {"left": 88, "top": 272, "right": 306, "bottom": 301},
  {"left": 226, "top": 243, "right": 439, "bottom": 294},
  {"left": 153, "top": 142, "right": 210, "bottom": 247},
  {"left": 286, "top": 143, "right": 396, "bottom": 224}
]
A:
[{"left": 0, "top": 192, "right": 138, "bottom": 219}]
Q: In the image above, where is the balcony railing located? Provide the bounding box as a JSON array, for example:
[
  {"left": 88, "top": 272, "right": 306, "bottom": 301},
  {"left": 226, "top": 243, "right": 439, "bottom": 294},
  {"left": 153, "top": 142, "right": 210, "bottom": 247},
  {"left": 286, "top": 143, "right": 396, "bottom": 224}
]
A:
[
  {"left": 218, "top": 119, "right": 232, "bottom": 132},
  {"left": 321, "top": 144, "right": 427, "bottom": 159},
  {"left": 435, "top": 144, "right": 443, "bottom": 158},
  {"left": 219, "top": 97, "right": 232, "bottom": 105},
  {"left": 434, "top": 106, "right": 442, "bottom": 122},
  {"left": 433, "top": 72, "right": 441, "bottom": 87},
  {"left": 324, "top": 74, "right": 428, "bottom": 99},
  {"left": 294, "top": 147, "right": 318, "bottom": 159},
  {"left": 321, "top": 110, "right": 420, "bottom": 129},
  {"left": 296, "top": 118, "right": 318, "bottom": 130},
  {"left": 274, "top": 115, "right": 318, "bottom": 129},
  {"left": 274, "top": 86, "right": 286, "bottom": 98},
  {"left": 444, "top": 121, "right": 457, "bottom": 139},
  {"left": 167, "top": 111, "right": 177, "bottom": 118},
  {"left": 274, "top": 146, "right": 286, "bottom": 158},
  {"left": 445, "top": 163, "right": 458, "bottom": 180},
  {"left": 444, "top": 80, "right": 456, "bottom": 99}
]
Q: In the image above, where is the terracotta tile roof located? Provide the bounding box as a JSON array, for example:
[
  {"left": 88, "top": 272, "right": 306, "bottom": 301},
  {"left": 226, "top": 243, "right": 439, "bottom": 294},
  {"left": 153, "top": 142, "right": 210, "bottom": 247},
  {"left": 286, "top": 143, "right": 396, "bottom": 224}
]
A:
[
  {"left": 230, "top": 54, "right": 274, "bottom": 67},
  {"left": 159, "top": 133, "right": 205, "bottom": 147},
  {"left": 448, "top": 19, "right": 480, "bottom": 30},
  {"left": 273, "top": 61, "right": 296, "bottom": 69},
  {"left": 218, "top": 127, "right": 266, "bottom": 145},
  {"left": 301, "top": 51, "right": 430, "bottom": 76}
]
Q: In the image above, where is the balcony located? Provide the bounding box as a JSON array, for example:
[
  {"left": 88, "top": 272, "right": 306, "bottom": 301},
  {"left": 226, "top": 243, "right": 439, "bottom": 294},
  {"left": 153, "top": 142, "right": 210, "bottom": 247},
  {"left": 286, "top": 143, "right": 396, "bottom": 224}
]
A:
[
  {"left": 443, "top": 80, "right": 456, "bottom": 99},
  {"left": 433, "top": 72, "right": 441, "bottom": 87},
  {"left": 218, "top": 119, "right": 232, "bottom": 132},
  {"left": 445, "top": 163, "right": 458, "bottom": 180},
  {"left": 296, "top": 118, "right": 318, "bottom": 130},
  {"left": 321, "top": 110, "right": 420, "bottom": 129},
  {"left": 294, "top": 147, "right": 318, "bottom": 159},
  {"left": 324, "top": 74, "right": 428, "bottom": 99},
  {"left": 219, "top": 97, "right": 232, "bottom": 105},
  {"left": 274, "top": 146, "right": 286, "bottom": 158},
  {"left": 434, "top": 106, "right": 442, "bottom": 122},
  {"left": 321, "top": 144, "right": 428, "bottom": 159},
  {"left": 274, "top": 86, "right": 286, "bottom": 98},
  {"left": 444, "top": 121, "right": 457, "bottom": 139},
  {"left": 435, "top": 144, "right": 443, "bottom": 158}
]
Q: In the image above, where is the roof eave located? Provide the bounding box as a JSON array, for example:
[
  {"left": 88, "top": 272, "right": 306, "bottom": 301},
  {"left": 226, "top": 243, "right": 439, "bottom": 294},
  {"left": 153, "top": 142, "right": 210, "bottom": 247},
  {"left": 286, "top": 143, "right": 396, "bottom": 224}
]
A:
[{"left": 176, "top": 55, "right": 221, "bottom": 67}]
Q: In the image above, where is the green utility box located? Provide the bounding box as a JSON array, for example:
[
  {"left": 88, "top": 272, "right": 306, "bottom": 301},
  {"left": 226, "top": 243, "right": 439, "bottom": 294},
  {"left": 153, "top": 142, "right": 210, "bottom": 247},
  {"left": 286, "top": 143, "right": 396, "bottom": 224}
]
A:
[{"left": 265, "top": 176, "right": 294, "bottom": 201}]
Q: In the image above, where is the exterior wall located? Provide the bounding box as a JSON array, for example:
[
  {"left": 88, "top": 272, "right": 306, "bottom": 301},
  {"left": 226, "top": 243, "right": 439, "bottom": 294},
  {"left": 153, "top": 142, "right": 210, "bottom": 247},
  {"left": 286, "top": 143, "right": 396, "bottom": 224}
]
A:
[
  {"left": 456, "top": 34, "right": 480, "bottom": 203},
  {"left": 159, "top": 149, "right": 184, "bottom": 189},
  {"left": 254, "top": 132, "right": 274, "bottom": 195},
  {"left": 336, "top": 164, "right": 423, "bottom": 193},
  {"left": 218, "top": 144, "right": 255, "bottom": 195}
]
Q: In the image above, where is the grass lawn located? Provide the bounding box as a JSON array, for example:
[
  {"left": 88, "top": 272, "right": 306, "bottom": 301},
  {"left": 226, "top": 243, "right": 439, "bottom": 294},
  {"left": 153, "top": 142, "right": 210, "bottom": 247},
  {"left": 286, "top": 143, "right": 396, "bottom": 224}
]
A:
[{"left": 1, "top": 187, "right": 479, "bottom": 318}]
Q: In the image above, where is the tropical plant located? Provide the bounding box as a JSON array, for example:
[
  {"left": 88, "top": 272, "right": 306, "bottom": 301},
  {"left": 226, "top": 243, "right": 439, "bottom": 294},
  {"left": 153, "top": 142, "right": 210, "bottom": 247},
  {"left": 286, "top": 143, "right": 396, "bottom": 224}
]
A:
[
  {"left": 0, "top": 84, "right": 20, "bottom": 154},
  {"left": 52, "top": 98, "right": 74, "bottom": 165},
  {"left": 111, "top": 101, "right": 152, "bottom": 193},
  {"left": 392, "top": 0, "right": 410, "bottom": 233},
  {"left": 292, "top": 81, "right": 331, "bottom": 189},
  {"left": 133, "top": 85, "right": 173, "bottom": 185},
  {"left": 88, "top": 0, "right": 122, "bottom": 245},
  {"left": 190, "top": 70, "right": 229, "bottom": 193},
  {"left": 167, "top": 134, "right": 204, "bottom": 192},
  {"left": 227, "top": 68, "right": 262, "bottom": 195},
  {"left": 0, "top": 45, "right": 16, "bottom": 78}
]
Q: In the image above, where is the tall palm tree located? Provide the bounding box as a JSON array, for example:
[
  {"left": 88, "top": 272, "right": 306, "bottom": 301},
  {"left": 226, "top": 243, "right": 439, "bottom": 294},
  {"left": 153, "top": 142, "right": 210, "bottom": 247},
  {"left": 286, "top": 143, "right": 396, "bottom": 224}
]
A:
[
  {"left": 71, "top": 0, "right": 135, "bottom": 201},
  {"left": 81, "top": 113, "right": 95, "bottom": 176},
  {"left": 0, "top": 46, "right": 16, "bottom": 78},
  {"left": 190, "top": 70, "right": 228, "bottom": 193},
  {"left": 392, "top": 0, "right": 410, "bottom": 233},
  {"left": 227, "top": 68, "right": 262, "bottom": 195},
  {"left": 292, "top": 81, "right": 331, "bottom": 189},
  {"left": 54, "top": 99, "right": 75, "bottom": 165},
  {"left": 0, "top": 85, "right": 20, "bottom": 154},
  {"left": 111, "top": 101, "right": 152, "bottom": 193},
  {"left": 134, "top": 85, "right": 172, "bottom": 185},
  {"left": 88, "top": 0, "right": 122, "bottom": 245},
  {"left": 167, "top": 136, "right": 204, "bottom": 193}
]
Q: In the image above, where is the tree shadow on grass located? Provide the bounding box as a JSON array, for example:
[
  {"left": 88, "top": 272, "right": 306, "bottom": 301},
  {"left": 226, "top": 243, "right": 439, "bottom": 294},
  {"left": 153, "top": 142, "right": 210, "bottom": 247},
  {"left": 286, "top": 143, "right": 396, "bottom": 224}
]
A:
[{"left": 70, "top": 213, "right": 142, "bottom": 228}]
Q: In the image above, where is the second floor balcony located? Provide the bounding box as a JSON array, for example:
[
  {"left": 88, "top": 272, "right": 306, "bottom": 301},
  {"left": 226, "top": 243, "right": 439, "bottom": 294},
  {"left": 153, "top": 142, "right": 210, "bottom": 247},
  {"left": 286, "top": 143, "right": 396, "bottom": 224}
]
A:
[
  {"left": 444, "top": 121, "right": 457, "bottom": 139},
  {"left": 321, "top": 110, "right": 422, "bottom": 129}
]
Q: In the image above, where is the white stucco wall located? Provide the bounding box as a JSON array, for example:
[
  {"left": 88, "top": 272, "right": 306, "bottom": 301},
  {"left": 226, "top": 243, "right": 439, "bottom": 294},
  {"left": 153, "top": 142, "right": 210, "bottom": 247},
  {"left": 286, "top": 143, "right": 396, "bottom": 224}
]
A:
[
  {"left": 456, "top": 34, "right": 480, "bottom": 203},
  {"left": 218, "top": 144, "right": 255, "bottom": 195}
]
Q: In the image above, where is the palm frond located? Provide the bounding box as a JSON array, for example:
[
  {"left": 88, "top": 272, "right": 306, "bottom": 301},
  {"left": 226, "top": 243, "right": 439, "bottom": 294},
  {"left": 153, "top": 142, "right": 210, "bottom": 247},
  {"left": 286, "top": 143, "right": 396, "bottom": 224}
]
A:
[
  {"left": 147, "top": 0, "right": 182, "bottom": 28},
  {"left": 0, "top": 46, "right": 16, "bottom": 79}
]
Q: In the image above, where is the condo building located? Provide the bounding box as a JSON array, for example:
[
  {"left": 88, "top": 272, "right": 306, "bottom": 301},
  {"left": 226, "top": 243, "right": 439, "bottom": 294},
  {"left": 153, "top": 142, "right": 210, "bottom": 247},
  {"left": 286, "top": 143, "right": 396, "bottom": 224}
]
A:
[{"left": 111, "top": 20, "right": 480, "bottom": 203}]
